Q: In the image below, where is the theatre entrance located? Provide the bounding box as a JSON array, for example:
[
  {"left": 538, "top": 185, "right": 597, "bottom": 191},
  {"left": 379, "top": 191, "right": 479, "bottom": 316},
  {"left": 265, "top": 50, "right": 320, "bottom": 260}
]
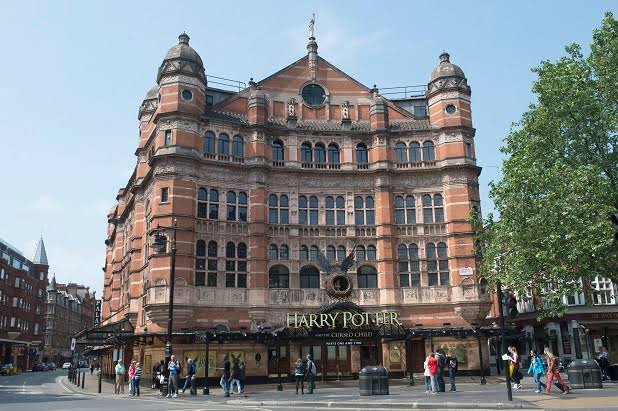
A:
[
  {"left": 405, "top": 338, "right": 426, "bottom": 372},
  {"left": 299, "top": 343, "right": 351, "bottom": 378}
]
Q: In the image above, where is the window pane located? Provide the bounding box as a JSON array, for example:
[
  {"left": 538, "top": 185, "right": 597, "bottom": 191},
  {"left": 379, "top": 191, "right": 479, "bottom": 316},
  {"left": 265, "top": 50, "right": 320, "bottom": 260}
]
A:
[
  {"left": 226, "top": 273, "right": 236, "bottom": 287},
  {"left": 399, "top": 274, "right": 410, "bottom": 287},
  {"left": 439, "top": 272, "right": 449, "bottom": 286},
  {"left": 300, "top": 246, "right": 308, "bottom": 260},
  {"left": 395, "top": 142, "right": 407, "bottom": 162},
  {"left": 208, "top": 260, "right": 217, "bottom": 270},
  {"left": 219, "top": 134, "right": 229, "bottom": 155},
  {"left": 195, "top": 272, "right": 205, "bottom": 286},
  {"left": 367, "top": 246, "right": 376, "bottom": 261},
  {"left": 336, "top": 210, "right": 345, "bottom": 225},
  {"left": 207, "top": 273, "right": 217, "bottom": 287},
  {"left": 227, "top": 205, "right": 236, "bottom": 221},
  {"left": 439, "top": 260, "right": 449, "bottom": 271},
  {"left": 280, "top": 195, "right": 289, "bottom": 207},
  {"left": 365, "top": 197, "right": 374, "bottom": 209},
  {"left": 301, "top": 143, "right": 312, "bottom": 162},
  {"left": 325, "top": 196, "right": 334, "bottom": 208},
  {"left": 354, "top": 196, "right": 363, "bottom": 209},
  {"left": 239, "top": 192, "right": 248, "bottom": 205},
  {"left": 269, "top": 245, "right": 278, "bottom": 260},
  {"left": 226, "top": 261, "right": 235, "bottom": 271},
  {"left": 210, "top": 189, "right": 219, "bottom": 202},
  {"left": 272, "top": 141, "right": 284, "bottom": 161},
  {"left": 355, "top": 212, "right": 364, "bottom": 225},
  {"left": 196, "top": 259, "right": 206, "bottom": 270},
  {"left": 356, "top": 145, "right": 368, "bottom": 163},
  {"left": 336, "top": 196, "right": 345, "bottom": 208},
  {"left": 269, "top": 194, "right": 278, "bottom": 207},
  {"left": 326, "top": 210, "right": 334, "bottom": 225},
  {"left": 356, "top": 247, "right": 366, "bottom": 262},
  {"left": 237, "top": 273, "right": 247, "bottom": 288},
  {"left": 366, "top": 210, "right": 375, "bottom": 225},
  {"left": 395, "top": 210, "right": 405, "bottom": 224},
  {"left": 394, "top": 196, "right": 404, "bottom": 208},
  {"left": 309, "top": 246, "right": 318, "bottom": 260},
  {"left": 326, "top": 246, "right": 336, "bottom": 261},
  {"left": 239, "top": 206, "right": 247, "bottom": 222},
  {"left": 423, "top": 208, "right": 433, "bottom": 223},
  {"left": 237, "top": 261, "right": 247, "bottom": 272},
  {"left": 226, "top": 242, "right": 236, "bottom": 258},
  {"left": 409, "top": 143, "right": 421, "bottom": 162},
  {"left": 398, "top": 262, "right": 409, "bottom": 272},
  {"left": 237, "top": 243, "right": 247, "bottom": 259},
  {"left": 337, "top": 246, "right": 346, "bottom": 261},
  {"left": 435, "top": 208, "right": 444, "bottom": 223},
  {"left": 310, "top": 210, "right": 318, "bottom": 225},
  {"left": 280, "top": 245, "right": 289, "bottom": 259},
  {"left": 197, "top": 202, "right": 208, "bottom": 218},
  {"left": 410, "top": 273, "right": 420, "bottom": 286},
  {"left": 269, "top": 209, "right": 278, "bottom": 223},
  {"left": 428, "top": 273, "right": 438, "bottom": 287},
  {"left": 433, "top": 194, "right": 443, "bottom": 206},
  {"left": 422, "top": 194, "right": 432, "bottom": 207},
  {"left": 406, "top": 209, "right": 416, "bottom": 224},
  {"left": 314, "top": 145, "right": 326, "bottom": 163},
  {"left": 280, "top": 209, "right": 289, "bottom": 224},
  {"left": 328, "top": 144, "right": 340, "bottom": 163},
  {"left": 309, "top": 196, "right": 318, "bottom": 208},
  {"left": 299, "top": 210, "right": 308, "bottom": 225},
  {"left": 208, "top": 241, "right": 217, "bottom": 257},
  {"left": 197, "top": 187, "right": 208, "bottom": 201},
  {"left": 437, "top": 242, "right": 448, "bottom": 258},
  {"left": 398, "top": 244, "right": 408, "bottom": 259},
  {"left": 299, "top": 196, "right": 307, "bottom": 208}
]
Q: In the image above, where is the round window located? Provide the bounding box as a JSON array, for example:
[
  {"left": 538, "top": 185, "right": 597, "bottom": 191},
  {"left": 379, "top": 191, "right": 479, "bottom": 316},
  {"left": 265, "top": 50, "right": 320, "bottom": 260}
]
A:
[
  {"left": 301, "top": 84, "right": 326, "bottom": 107},
  {"left": 181, "top": 89, "right": 193, "bottom": 101},
  {"left": 445, "top": 104, "right": 457, "bottom": 115}
]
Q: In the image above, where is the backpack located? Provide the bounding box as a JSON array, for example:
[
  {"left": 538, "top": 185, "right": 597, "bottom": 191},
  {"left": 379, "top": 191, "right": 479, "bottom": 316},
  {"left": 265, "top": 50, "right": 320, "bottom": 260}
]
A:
[{"left": 307, "top": 360, "right": 316, "bottom": 375}]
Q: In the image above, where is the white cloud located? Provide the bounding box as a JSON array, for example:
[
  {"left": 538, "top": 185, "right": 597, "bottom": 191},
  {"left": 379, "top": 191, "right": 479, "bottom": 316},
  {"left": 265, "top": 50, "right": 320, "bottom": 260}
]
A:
[{"left": 30, "top": 195, "right": 64, "bottom": 213}]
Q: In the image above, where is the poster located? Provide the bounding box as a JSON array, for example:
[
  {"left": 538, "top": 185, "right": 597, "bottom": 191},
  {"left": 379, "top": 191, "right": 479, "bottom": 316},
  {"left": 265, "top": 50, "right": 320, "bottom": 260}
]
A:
[
  {"left": 594, "top": 338, "right": 603, "bottom": 353},
  {"left": 184, "top": 350, "right": 245, "bottom": 377}
]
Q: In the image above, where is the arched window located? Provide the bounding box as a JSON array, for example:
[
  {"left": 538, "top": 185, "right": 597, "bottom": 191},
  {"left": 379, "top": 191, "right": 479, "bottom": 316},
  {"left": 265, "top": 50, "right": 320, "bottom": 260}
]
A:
[
  {"left": 328, "top": 143, "right": 340, "bottom": 164},
  {"left": 280, "top": 245, "right": 289, "bottom": 260},
  {"left": 226, "top": 242, "right": 247, "bottom": 288},
  {"left": 437, "top": 242, "right": 449, "bottom": 285},
  {"left": 299, "top": 245, "right": 309, "bottom": 260},
  {"left": 309, "top": 245, "right": 319, "bottom": 261},
  {"left": 325, "top": 196, "right": 344, "bottom": 225},
  {"left": 422, "top": 141, "right": 435, "bottom": 161},
  {"left": 226, "top": 242, "right": 236, "bottom": 259},
  {"left": 269, "top": 265, "right": 289, "bottom": 289},
  {"left": 232, "top": 135, "right": 244, "bottom": 158},
  {"left": 209, "top": 189, "right": 219, "bottom": 219},
  {"left": 434, "top": 194, "right": 444, "bottom": 223},
  {"left": 357, "top": 265, "right": 377, "bottom": 288},
  {"left": 427, "top": 242, "right": 446, "bottom": 286},
  {"left": 272, "top": 140, "right": 284, "bottom": 161},
  {"left": 356, "top": 143, "right": 368, "bottom": 164},
  {"left": 409, "top": 142, "right": 421, "bottom": 162},
  {"left": 367, "top": 245, "right": 376, "bottom": 261},
  {"left": 356, "top": 245, "right": 366, "bottom": 262},
  {"left": 299, "top": 195, "right": 317, "bottom": 225},
  {"left": 326, "top": 245, "right": 336, "bottom": 261},
  {"left": 395, "top": 142, "right": 407, "bottom": 162},
  {"left": 208, "top": 241, "right": 217, "bottom": 257},
  {"left": 394, "top": 195, "right": 416, "bottom": 224},
  {"left": 269, "top": 244, "right": 278, "bottom": 260},
  {"left": 314, "top": 143, "right": 326, "bottom": 164},
  {"left": 399, "top": 243, "right": 420, "bottom": 287},
  {"left": 268, "top": 194, "right": 278, "bottom": 223},
  {"left": 335, "top": 196, "right": 345, "bottom": 225},
  {"left": 423, "top": 194, "right": 444, "bottom": 223},
  {"left": 337, "top": 245, "right": 346, "bottom": 261},
  {"left": 423, "top": 194, "right": 433, "bottom": 223},
  {"left": 355, "top": 196, "right": 375, "bottom": 225},
  {"left": 203, "top": 132, "right": 216, "bottom": 154},
  {"left": 300, "top": 266, "right": 320, "bottom": 289},
  {"left": 325, "top": 196, "right": 334, "bottom": 225},
  {"left": 218, "top": 133, "right": 230, "bottom": 155},
  {"left": 226, "top": 191, "right": 248, "bottom": 222},
  {"left": 197, "top": 187, "right": 208, "bottom": 218},
  {"left": 301, "top": 142, "right": 312, "bottom": 163},
  {"left": 195, "top": 240, "right": 206, "bottom": 286}
]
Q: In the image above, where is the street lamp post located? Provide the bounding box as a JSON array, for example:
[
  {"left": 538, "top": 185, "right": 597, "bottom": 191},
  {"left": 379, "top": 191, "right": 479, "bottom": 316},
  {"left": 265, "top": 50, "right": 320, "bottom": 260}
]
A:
[
  {"left": 475, "top": 328, "right": 487, "bottom": 385},
  {"left": 152, "top": 218, "right": 178, "bottom": 394},
  {"left": 496, "top": 280, "right": 513, "bottom": 402}
]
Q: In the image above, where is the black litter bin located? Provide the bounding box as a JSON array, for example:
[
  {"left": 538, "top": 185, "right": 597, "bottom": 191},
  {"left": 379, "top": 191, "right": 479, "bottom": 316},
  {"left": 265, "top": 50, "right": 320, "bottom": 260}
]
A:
[
  {"left": 359, "top": 365, "right": 389, "bottom": 396},
  {"left": 567, "top": 359, "right": 603, "bottom": 389},
  {"left": 608, "top": 364, "right": 618, "bottom": 381}
]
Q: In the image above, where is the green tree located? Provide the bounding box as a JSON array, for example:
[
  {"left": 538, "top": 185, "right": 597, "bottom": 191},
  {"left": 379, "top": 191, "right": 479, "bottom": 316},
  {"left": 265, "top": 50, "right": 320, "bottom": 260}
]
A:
[{"left": 475, "top": 12, "right": 618, "bottom": 318}]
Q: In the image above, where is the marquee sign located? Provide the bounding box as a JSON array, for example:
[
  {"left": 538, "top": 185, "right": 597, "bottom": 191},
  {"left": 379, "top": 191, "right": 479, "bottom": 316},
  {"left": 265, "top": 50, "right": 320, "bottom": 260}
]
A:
[
  {"left": 94, "top": 300, "right": 102, "bottom": 326},
  {"left": 287, "top": 311, "right": 401, "bottom": 329}
]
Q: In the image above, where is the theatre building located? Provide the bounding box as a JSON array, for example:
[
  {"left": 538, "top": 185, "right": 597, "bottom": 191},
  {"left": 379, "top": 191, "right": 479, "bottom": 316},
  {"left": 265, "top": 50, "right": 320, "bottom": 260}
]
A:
[{"left": 92, "top": 31, "right": 495, "bottom": 382}]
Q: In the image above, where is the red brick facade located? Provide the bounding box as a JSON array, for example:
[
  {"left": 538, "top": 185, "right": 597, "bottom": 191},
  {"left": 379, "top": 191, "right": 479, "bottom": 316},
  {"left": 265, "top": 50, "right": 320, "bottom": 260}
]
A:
[{"left": 102, "top": 34, "right": 491, "bottom": 378}]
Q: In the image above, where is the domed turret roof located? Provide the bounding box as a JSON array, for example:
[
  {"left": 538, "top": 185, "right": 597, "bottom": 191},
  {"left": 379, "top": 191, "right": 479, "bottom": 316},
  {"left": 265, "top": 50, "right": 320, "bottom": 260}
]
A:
[
  {"left": 429, "top": 52, "right": 465, "bottom": 82},
  {"left": 163, "top": 32, "right": 203, "bottom": 66},
  {"left": 144, "top": 85, "right": 159, "bottom": 100}
]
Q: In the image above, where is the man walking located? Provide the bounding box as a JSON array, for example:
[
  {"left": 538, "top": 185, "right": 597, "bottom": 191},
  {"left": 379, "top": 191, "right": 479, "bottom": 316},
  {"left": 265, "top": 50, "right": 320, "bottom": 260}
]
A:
[
  {"left": 305, "top": 354, "right": 317, "bottom": 394},
  {"left": 114, "top": 359, "right": 125, "bottom": 394},
  {"left": 219, "top": 355, "right": 232, "bottom": 397},
  {"left": 182, "top": 358, "right": 196, "bottom": 394},
  {"left": 436, "top": 350, "right": 446, "bottom": 392},
  {"left": 167, "top": 355, "right": 180, "bottom": 398}
]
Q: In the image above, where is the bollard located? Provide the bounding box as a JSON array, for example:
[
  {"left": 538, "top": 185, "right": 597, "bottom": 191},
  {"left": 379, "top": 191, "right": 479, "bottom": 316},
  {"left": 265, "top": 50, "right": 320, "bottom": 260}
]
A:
[
  {"left": 98, "top": 370, "right": 102, "bottom": 393},
  {"left": 81, "top": 372, "right": 85, "bottom": 389},
  {"left": 77, "top": 370, "right": 81, "bottom": 386}
]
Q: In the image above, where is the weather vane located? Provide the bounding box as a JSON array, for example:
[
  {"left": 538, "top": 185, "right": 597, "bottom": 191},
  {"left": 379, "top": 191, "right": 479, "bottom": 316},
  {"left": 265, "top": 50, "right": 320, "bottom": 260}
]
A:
[{"left": 309, "top": 13, "right": 315, "bottom": 38}]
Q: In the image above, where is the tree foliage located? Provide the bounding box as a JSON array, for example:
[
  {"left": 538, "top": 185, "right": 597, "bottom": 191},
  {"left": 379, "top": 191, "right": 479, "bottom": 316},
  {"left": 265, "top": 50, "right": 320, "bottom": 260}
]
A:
[{"left": 474, "top": 13, "right": 618, "bottom": 318}]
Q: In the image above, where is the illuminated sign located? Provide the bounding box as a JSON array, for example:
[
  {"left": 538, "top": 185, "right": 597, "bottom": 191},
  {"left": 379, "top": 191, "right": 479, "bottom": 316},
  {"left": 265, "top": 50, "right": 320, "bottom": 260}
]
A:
[{"left": 287, "top": 311, "right": 401, "bottom": 329}]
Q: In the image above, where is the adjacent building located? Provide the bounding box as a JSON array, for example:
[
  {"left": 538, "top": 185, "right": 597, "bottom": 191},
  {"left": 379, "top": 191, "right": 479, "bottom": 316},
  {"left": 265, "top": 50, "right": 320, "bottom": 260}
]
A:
[
  {"left": 44, "top": 278, "right": 96, "bottom": 364},
  {"left": 96, "top": 30, "right": 493, "bottom": 381},
  {"left": 0, "top": 237, "right": 49, "bottom": 370}
]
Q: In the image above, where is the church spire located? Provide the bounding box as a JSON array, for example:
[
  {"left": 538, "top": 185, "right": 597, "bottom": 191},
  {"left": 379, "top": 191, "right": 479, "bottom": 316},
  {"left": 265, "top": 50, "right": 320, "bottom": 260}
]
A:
[{"left": 32, "top": 236, "right": 48, "bottom": 265}]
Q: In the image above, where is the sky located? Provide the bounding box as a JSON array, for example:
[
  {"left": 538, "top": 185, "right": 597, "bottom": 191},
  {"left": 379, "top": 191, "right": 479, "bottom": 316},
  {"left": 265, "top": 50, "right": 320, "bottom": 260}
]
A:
[{"left": 0, "top": 1, "right": 615, "bottom": 296}]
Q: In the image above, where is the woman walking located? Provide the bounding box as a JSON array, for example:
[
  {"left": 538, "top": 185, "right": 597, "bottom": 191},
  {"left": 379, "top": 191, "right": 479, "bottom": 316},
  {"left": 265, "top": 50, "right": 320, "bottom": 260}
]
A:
[
  {"left": 508, "top": 346, "right": 522, "bottom": 390},
  {"left": 544, "top": 347, "right": 569, "bottom": 395},
  {"left": 527, "top": 349, "right": 546, "bottom": 393},
  {"left": 134, "top": 362, "right": 142, "bottom": 396},
  {"left": 294, "top": 358, "right": 305, "bottom": 394}
]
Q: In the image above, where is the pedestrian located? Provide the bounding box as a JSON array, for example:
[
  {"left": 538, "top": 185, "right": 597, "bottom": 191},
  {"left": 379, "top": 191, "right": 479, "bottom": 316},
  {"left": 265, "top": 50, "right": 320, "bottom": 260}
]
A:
[
  {"left": 423, "top": 355, "right": 432, "bottom": 394},
  {"left": 239, "top": 361, "right": 246, "bottom": 394},
  {"left": 426, "top": 353, "right": 439, "bottom": 395},
  {"left": 218, "top": 355, "right": 232, "bottom": 397},
  {"left": 152, "top": 362, "right": 160, "bottom": 389},
  {"left": 158, "top": 360, "right": 167, "bottom": 396},
  {"left": 544, "top": 347, "right": 569, "bottom": 395},
  {"left": 90, "top": 363, "right": 94, "bottom": 375},
  {"left": 294, "top": 358, "right": 305, "bottom": 394},
  {"left": 436, "top": 350, "right": 446, "bottom": 392},
  {"left": 231, "top": 359, "right": 242, "bottom": 395},
  {"left": 134, "top": 362, "right": 142, "bottom": 396},
  {"left": 305, "top": 354, "right": 317, "bottom": 394},
  {"left": 167, "top": 354, "right": 180, "bottom": 398},
  {"left": 598, "top": 347, "right": 610, "bottom": 380},
  {"left": 527, "top": 349, "right": 546, "bottom": 393},
  {"left": 182, "top": 358, "right": 196, "bottom": 394},
  {"left": 508, "top": 346, "right": 522, "bottom": 390},
  {"left": 128, "top": 360, "right": 137, "bottom": 396},
  {"left": 447, "top": 353, "right": 458, "bottom": 392},
  {"left": 114, "top": 359, "right": 126, "bottom": 394}
]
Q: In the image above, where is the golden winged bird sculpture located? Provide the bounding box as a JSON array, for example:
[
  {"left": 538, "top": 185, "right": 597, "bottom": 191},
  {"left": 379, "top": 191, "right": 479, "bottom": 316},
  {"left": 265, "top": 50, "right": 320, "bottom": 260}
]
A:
[{"left": 316, "top": 244, "right": 356, "bottom": 300}]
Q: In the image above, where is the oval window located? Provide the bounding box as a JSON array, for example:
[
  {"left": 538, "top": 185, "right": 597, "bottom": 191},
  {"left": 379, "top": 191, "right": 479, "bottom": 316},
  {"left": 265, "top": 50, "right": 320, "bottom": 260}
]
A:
[
  {"left": 301, "top": 84, "right": 326, "bottom": 107},
  {"left": 181, "top": 89, "right": 193, "bottom": 101},
  {"left": 445, "top": 104, "right": 457, "bottom": 115}
]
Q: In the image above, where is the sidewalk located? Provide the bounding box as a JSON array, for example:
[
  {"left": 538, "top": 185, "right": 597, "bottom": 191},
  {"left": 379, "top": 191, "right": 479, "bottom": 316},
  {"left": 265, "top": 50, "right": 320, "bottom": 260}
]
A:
[{"left": 59, "top": 371, "right": 618, "bottom": 409}]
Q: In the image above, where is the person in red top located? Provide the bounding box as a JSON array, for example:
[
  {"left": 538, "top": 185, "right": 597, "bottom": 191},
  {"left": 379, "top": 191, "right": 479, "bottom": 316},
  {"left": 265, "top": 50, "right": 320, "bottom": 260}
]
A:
[{"left": 427, "top": 353, "right": 439, "bottom": 394}]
